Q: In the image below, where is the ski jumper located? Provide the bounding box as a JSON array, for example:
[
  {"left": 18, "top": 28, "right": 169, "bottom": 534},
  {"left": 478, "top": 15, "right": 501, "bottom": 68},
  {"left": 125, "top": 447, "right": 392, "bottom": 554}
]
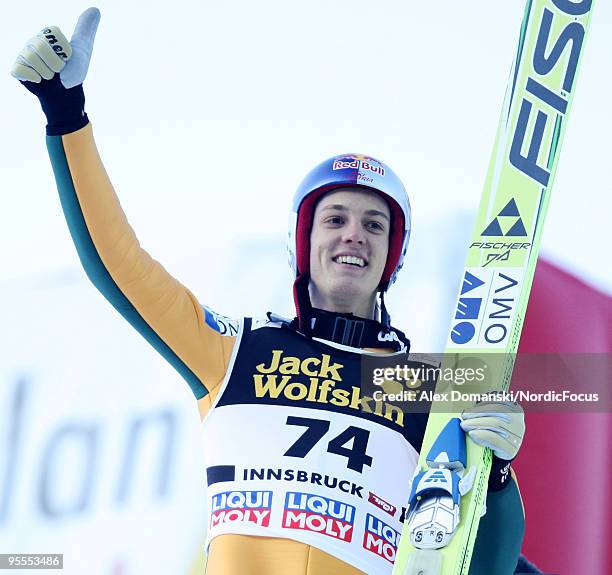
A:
[{"left": 46, "top": 123, "right": 525, "bottom": 574}]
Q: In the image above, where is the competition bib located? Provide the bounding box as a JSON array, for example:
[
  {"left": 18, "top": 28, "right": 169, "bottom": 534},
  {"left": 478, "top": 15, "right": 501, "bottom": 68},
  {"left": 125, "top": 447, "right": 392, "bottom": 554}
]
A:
[{"left": 201, "top": 317, "right": 430, "bottom": 575}]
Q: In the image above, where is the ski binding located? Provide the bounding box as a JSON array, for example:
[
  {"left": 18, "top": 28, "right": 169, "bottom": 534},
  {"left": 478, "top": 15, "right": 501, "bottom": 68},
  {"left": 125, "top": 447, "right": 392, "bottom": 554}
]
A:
[{"left": 405, "top": 418, "right": 473, "bottom": 550}]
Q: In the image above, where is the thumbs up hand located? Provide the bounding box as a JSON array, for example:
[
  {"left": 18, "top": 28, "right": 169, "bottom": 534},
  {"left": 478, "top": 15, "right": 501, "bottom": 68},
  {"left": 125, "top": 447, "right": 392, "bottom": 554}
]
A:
[
  {"left": 11, "top": 8, "right": 100, "bottom": 87},
  {"left": 11, "top": 8, "right": 102, "bottom": 135}
]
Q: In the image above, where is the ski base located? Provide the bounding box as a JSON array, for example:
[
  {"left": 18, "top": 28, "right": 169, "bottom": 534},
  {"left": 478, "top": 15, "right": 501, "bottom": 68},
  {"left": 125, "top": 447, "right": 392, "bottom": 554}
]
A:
[{"left": 402, "top": 549, "right": 443, "bottom": 575}]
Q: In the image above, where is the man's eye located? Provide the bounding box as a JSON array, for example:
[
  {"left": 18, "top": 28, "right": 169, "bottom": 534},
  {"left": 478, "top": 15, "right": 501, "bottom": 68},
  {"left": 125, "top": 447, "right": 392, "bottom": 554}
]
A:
[{"left": 367, "top": 221, "right": 385, "bottom": 232}]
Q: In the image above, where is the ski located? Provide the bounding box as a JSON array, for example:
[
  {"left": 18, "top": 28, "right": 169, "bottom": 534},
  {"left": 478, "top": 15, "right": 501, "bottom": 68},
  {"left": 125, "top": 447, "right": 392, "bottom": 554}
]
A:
[{"left": 393, "top": 1, "right": 595, "bottom": 574}]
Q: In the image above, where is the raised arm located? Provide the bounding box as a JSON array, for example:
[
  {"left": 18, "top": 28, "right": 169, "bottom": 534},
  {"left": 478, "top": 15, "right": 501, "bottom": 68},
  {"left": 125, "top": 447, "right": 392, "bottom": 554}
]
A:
[{"left": 12, "top": 9, "right": 235, "bottom": 409}]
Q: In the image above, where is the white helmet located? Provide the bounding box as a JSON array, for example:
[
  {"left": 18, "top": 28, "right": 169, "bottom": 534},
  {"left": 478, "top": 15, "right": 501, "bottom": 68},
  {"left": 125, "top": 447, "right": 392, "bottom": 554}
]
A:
[{"left": 288, "top": 153, "right": 411, "bottom": 291}]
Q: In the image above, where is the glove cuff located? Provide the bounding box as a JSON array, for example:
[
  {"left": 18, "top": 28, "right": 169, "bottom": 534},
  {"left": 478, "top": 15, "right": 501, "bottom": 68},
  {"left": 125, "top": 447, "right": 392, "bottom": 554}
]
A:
[
  {"left": 21, "top": 75, "right": 89, "bottom": 136},
  {"left": 488, "top": 454, "right": 513, "bottom": 492}
]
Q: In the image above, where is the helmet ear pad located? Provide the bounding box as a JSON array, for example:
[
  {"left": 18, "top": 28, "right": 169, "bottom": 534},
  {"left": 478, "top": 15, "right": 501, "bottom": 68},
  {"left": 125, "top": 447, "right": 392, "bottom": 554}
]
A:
[{"left": 295, "top": 185, "right": 406, "bottom": 290}]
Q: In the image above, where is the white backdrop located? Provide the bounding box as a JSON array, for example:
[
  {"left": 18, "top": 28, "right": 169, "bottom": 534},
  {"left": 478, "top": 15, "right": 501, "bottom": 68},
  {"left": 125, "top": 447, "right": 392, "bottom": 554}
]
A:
[{"left": 0, "top": 274, "right": 206, "bottom": 574}]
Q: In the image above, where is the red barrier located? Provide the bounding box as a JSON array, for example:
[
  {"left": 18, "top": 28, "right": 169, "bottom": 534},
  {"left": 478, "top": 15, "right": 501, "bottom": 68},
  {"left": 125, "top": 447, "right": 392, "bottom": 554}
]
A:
[{"left": 516, "top": 259, "right": 612, "bottom": 575}]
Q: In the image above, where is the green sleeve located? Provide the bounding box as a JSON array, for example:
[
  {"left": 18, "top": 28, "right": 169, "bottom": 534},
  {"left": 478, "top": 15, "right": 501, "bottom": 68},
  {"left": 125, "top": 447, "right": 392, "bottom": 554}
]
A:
[{"left": 468, "top": 478, "right": 525, "bottom": 575}]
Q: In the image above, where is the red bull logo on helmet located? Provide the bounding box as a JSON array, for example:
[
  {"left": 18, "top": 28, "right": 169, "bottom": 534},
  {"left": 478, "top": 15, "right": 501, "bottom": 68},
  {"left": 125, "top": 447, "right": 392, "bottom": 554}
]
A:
[
  {"left": 363, "top": 513, "right": 400, "bottom": 563},
  {"left": 282, "top": 492, "right": 355, "bottom": 542},
  {"left": 332, "top": 154, "right": 385, "bottom": 177},
  {"left": 210, "top": 490, "right": 272, "bottom": 528}
]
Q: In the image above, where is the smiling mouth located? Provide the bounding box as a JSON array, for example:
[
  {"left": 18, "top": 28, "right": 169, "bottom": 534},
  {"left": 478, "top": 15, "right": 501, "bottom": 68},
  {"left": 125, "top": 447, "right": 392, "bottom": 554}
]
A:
[{"left": 333, "top": 255, "right": 367, "bottom": 268}]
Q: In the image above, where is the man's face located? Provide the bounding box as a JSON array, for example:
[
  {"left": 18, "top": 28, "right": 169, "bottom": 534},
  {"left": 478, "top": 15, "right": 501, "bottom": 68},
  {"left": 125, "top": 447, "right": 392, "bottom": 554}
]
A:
[{"left": 309, "top": 188, "right": 390, "bottom": 316}]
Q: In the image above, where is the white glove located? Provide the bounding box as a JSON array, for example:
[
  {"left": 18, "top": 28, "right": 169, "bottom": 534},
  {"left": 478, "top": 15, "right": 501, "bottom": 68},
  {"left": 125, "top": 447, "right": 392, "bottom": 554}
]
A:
[
  {"left": 11, "top": 7, "right": 101, "bottom": 88},
  {"left": 460, "top": 400, "right": 525, "bottom": 460}
]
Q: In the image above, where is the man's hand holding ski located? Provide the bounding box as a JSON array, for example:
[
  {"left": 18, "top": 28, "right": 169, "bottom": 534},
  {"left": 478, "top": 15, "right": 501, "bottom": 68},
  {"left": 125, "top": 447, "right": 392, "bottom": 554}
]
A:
[{"left": 461, "top": 401, "right": 525, "bottom": 461}]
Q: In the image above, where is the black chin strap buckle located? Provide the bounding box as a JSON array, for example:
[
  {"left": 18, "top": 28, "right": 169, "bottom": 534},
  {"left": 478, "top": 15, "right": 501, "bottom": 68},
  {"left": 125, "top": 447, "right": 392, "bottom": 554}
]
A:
[{"left": 332, "top": 316, "right": 365, "bottom": 347}]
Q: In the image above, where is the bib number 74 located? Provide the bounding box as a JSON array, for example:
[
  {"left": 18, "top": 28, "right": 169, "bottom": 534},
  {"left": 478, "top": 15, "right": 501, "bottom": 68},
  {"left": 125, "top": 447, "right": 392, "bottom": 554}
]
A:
[{"left": 283, "top": 416, "right": 373, "bottom": 473}]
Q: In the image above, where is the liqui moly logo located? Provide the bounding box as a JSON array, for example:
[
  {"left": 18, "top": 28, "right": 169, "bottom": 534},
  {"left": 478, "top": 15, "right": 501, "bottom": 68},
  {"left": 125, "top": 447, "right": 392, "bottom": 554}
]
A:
[
  {"left": 282, "top": 492, "right": 355, "bottom": 542},
  {"left": 332, "top": 155, "right": 385, "bottom": 177},
  {"left": 210, "top": 490, "right": 272, "bottom": 528},
  {"left": 363, "top": 514, "right": 400, "bottom": 564}
]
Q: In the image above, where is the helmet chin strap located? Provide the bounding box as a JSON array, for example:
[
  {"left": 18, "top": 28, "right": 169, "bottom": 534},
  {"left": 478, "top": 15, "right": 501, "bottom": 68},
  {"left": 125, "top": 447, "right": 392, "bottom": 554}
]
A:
[
  {"left": 379, "top": 289, "right": 392, "bottom": 330},
  {"left": 293, "top": 272, "right": 313, "bottom": 334}
]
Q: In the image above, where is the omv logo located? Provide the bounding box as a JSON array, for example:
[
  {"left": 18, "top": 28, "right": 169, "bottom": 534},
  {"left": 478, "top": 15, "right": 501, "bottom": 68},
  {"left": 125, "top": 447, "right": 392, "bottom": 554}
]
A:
[{"left": 450, "top": 271, "right": 486, "bottom": 345}]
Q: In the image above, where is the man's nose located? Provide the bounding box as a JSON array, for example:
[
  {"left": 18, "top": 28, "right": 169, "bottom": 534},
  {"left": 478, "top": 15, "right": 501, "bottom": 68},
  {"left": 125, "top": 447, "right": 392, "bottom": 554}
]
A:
[{"left": 341, "top": 221, "right": 365, "bottom": 244}]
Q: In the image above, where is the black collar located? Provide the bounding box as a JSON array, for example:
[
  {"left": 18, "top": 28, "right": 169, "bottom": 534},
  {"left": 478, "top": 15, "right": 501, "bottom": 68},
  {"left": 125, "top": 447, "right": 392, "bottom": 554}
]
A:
[{"left": 288, "top": 308, "right": 410, "bottom": 353}]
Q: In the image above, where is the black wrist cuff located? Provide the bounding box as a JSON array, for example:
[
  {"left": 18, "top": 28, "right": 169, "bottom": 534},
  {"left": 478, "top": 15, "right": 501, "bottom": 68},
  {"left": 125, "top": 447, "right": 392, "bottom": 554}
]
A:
[
  {"left": 22, "top": 75, "right": 89, "bottom": 136},
  {"left": 488, "top": 454, "right": 513, "bottom": 492}
]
